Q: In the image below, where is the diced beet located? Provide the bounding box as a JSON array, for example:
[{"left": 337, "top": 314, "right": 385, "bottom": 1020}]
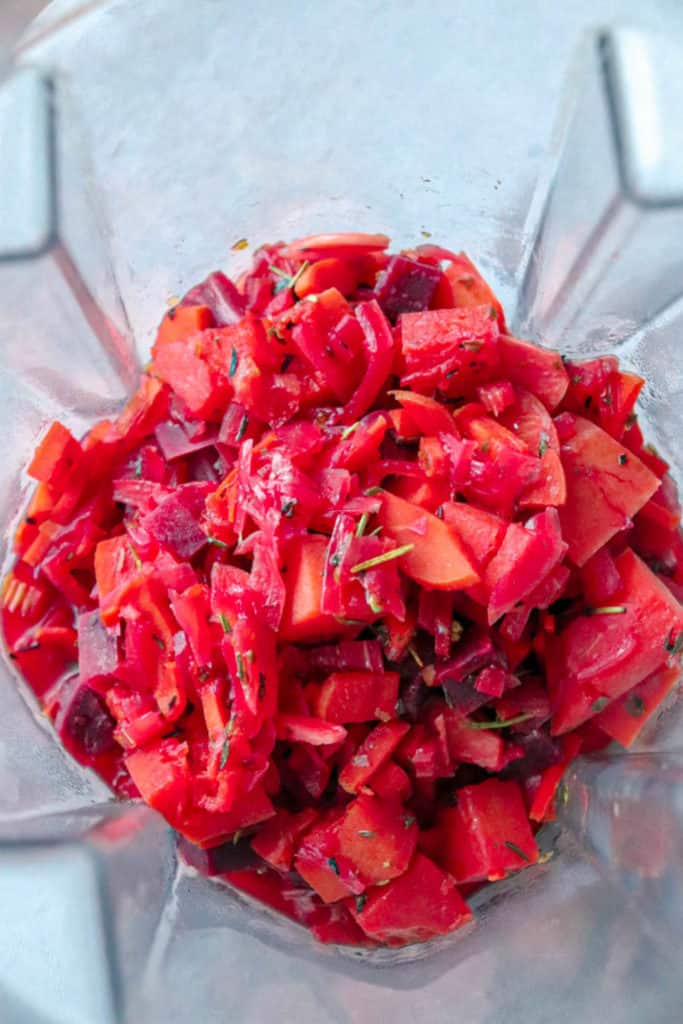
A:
[
  {"left": 374, "top": 255, "right": 442, "bottom": 321},
  {"left": 337, "top": 794, "right": 418, "bottom": 885},
  {"left": 182, "top": 270, "right": 246, "bottom": 323},
  {"left": 439, "top": 779, "right": 538, "bottom": 883},
  {"left": 54, "top": 677, "right": 117, "bottom": 758},
  {"left": 142, "top": 483, "right": 212, "bottom": 559},
  {"left": 348, "top": 852, "right": 472, "bottom": 946}
]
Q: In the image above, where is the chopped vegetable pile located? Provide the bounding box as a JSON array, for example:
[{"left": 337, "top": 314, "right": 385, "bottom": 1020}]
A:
[{"left": 4, "top": 232, "right": 683, "bottom": 948}]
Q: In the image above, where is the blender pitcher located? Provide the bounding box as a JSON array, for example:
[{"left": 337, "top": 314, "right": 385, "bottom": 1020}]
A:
[{"left": 2, "top": 5, "right": 683, "bottom": 1023}]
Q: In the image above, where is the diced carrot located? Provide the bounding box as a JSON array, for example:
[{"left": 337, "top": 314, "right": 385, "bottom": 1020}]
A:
[
  {"left": 279, "top": 536, "right": 343, "bottom": 643},
  {"left": 377, "top": 490, "right": 480, "bottom": 590}
]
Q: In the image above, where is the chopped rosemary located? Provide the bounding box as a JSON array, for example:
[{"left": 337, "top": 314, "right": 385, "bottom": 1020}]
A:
[
  {"left": 538, "top": 431, "right": 550, "bottom": 458},
  {"left": 236, "top": 652, "right": 246, "bottom": 682},
  {"left": 327, "top": 856, "right": 340, "bottom": 876},
  {"left": 236, "top": 414, "right": 249, "bottom": 443},
  {"left": 219, "top": 613, "right": 232, "bottom": 633},
  {"left": 664, "top": 630, "right": 683, "bottom": 655},
  {"left": 504, "top": 840, "right": 530, "bottom": 862},
  {"left": 206, "top": 536, "right": 229, "bottom": 548},
  {"left": 355, "top": 512, "right": 370, "bottom": 537},
  {"left": 626, "top": 694, "right": 646, "bottom": 717},
  {"left": 219, "top": 735, "right": 231, "bottom": 769},
  {"left": 591, "top": 697, "right": 609, "bottom": 713},
  {"left": 468, "top": 712, "right": 535, "bottom": 730},
  {"left": 350, "top": 544, "right": 414, "bottom": 574},
  {"left": 341, "top": 421, "right": 360, "bottom": 440},
  {"left": 229, "top": 347, "right": 238, "bottom": 377},
  {"left": 584, "top": 605, "right": 627, "bottom": 616},
  {"left": 281, "top": 499, "right": 297, "bottom": 518},
  {"left": 358, "top": 830, "right": 375, "bottom": 838}
]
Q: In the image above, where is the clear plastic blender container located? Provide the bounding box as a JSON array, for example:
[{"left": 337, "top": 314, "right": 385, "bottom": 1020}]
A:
[{"left": 2, "top": 3, "right": 683, "bottom": 1022}]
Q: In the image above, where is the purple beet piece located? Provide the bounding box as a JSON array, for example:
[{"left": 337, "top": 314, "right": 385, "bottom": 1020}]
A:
[
  {"left": 55, "top": 677, "right": 116, "bottom": 757},
  {"left": 182, "top": 271, "right": 245, "bottom": 323},
  {"left": 433, "top": 627, "right": 504, "bottom": 688},
  {"left": 399, "top": 673, "right": 428, "bottom": 722},
  {"left": 500, "top": 729, "right": 561, "bottom": 781},
  {"left": 374, "top": 255, "right": 441, "bottom": 321},
  {"left": 77, "top": 610, "right": 119, "bottom": 685},
  {"left": 441, "top": 677, "right": 491, "bottom": 716},
  {"left": 142, "top": 482, "right": 213, "bottom": 559}
]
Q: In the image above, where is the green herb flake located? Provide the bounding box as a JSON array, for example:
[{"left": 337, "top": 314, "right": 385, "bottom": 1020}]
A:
[
  {"left": 355, "top": 512, "right": 370, "bottom": 538},
  {"left": 219, "top": 735, "right": 231, "bottom": 770},
  {"left": 134, "top": 454, "right": 143, "bottom": 479},
  {"left": 355, "top": 894, "right": 367, "bottom": 914},
  {"left": 626, "top": 694, "right": 646, "bottom": 718},
  {"left": 585, "top": 605, "right": 627, "bottom": 616},
  {"left": 341, "top": 421, "right": 360, "bottom": 441},
  {"left": 232, "top": 829, "right": 243, "bottom": 845},
  {"left": 236, "top": 652, "right": 246, "bottom": 682},
  {"left": 591, "top": 697, "right": 610, "bottom": 713},
  {"left": 467, "top": 712, "right": 535, "bottom": 730},
  {"left": 664, "top": 630, "right": 683, "bottom": 656},
  {"left": 538, "top": 431, "right": 550, "bottom": 458},
  {"left": 152, "top": 634, "right": 165, "bottom": 650},
  {"left": 618, "top": 453, "right": 628, "bottom": 466},
  {"left": 505, "top": 840, "right": 531, "bottom": 862},
  {"left": 369, "top": 525, "right": 383, "bottom": 537},
  {"left": 219, "top": 613, "right": 232, "bottom": 634},
  {"left": 364, "top": 486, "right": 383, "bottom": 496},
  {"left": 236, "top": 414, "right": 249, "bottom": 443},
  {"left": 206, "top": 535, "right": 229, "bottom": 549},
  {"left": 327, "top": 857, "right": 340, "bottom": 876},
  {"left": 229, "top": 347, "right": 238, "bottom": 378},
  {"left": 366, "top": 593, "right": 384, "bottom": 615},
  {"left": 350, "top": 543, "right": 414, "bottom": 574},
  {"left": 403, "top": 816, "right": 416, "bottom": 830},
  {"left": 288, "top": 260, "right": 309, "bottom": 292},
  {"left": 281, "top": 498, "right": 297, "bottom": 518},
  {"left": 358, "top": 830, "right": 375, "bottom": 839}
]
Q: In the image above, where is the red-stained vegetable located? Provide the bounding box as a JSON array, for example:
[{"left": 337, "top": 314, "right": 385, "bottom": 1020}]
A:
[{"left": 5, "top": 232, "right": 682, "bottom": 949}]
